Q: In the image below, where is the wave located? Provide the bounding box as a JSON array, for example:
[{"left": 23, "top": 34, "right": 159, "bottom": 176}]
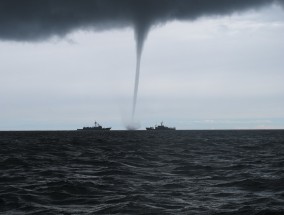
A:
[{"left": 0, "top": 130, "right": 284, "bottom": 214}]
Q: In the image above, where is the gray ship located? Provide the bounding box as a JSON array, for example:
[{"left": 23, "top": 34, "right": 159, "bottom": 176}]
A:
[
  {"left": 77, "top": 121, "right": 111, "bottom": 131},
  {"left": 146, "top": 122, "right": 176, "bottom": 130}
]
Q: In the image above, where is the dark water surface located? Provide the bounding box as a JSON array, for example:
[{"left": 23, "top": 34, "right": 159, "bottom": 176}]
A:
[{"left": 0, "top": 130, "right": 284, "bottom": 214}]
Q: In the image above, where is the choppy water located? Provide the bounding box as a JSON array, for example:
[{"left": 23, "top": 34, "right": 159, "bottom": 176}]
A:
[{"left": 0, "top": 130, "right": 284, "bottom": 215}]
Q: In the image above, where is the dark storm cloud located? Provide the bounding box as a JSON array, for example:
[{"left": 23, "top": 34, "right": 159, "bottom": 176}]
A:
[{"left": 0, "top": 0, "right": 283, "bottom": 41}]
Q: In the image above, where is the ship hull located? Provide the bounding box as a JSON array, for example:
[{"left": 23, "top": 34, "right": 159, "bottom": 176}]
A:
[{"left": 77, "top": 127, "right": 111, "bottom": 131}]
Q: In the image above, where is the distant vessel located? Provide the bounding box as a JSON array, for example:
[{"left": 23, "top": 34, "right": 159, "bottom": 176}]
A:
[
  {"left": 77, "top": 121, "right": 111, "bottom": 131},
  {"left": 146, "top": 122, "right": 176, "bottom": 130}
]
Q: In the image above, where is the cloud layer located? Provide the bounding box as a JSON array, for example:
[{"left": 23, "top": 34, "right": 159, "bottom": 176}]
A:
[{"left": 0, "top": 0, "right": 283, "bottom": 41}]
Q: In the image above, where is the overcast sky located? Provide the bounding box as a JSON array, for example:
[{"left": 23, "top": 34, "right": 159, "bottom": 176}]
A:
[{"left": 0, "top": 2, "right": 284, "bottom": 130}]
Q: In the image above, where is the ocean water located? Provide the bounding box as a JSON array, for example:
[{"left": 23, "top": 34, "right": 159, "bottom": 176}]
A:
[{"left": 0, "top": 130, "right": 284, "bottom": 215}]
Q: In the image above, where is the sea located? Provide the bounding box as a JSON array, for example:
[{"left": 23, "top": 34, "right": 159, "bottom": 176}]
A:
[{"left": 0, "top": 130, "right": 284, "bottom": 215}]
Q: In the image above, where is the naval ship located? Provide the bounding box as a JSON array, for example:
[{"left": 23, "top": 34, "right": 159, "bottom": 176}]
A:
[
  {"left": 77, "top": 121, "right": 111, "bottom": 131},
  {"left": 146, "top": 122, "right": 176, "bottom": 130}
]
